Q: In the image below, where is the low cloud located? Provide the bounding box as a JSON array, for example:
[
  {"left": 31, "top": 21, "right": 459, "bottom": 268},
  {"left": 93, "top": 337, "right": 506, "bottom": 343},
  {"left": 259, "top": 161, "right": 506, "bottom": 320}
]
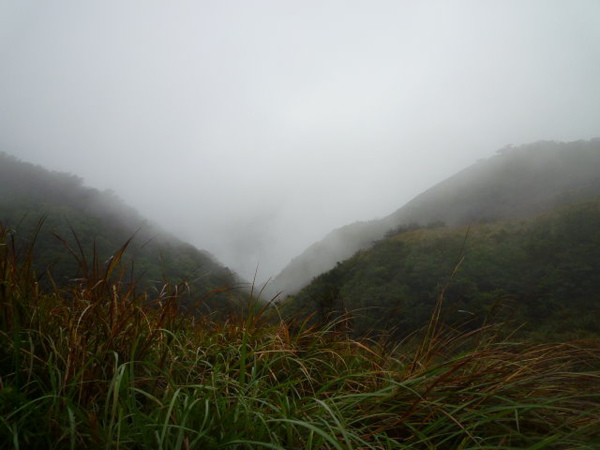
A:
[{"left": 1, "top": 1, "right": 599, "bottom": 282}]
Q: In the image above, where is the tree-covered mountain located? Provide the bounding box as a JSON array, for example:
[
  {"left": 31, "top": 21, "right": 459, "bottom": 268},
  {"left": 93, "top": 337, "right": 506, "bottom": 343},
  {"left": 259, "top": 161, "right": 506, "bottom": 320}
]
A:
[
  {"left": 282, "top": 196, "right": 600, "bottom": 340},
  {"left": 270, "top": 139, "right": 600, "bottom": 296},
  {"left": 0, "top": 152, "right": 244, "bottom": 314}
]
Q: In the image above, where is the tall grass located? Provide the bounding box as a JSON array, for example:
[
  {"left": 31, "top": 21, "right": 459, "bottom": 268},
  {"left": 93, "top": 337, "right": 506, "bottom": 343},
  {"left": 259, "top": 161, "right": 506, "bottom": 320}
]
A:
[{"left": 1, "top": 222, "right": 599, "bottom": 448}]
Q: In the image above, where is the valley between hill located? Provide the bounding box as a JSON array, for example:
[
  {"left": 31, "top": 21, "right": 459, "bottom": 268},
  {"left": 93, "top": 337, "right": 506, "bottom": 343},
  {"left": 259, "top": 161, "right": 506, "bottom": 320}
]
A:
[{"left": 1, "top": 140, "right": 600, "bottom": 448}]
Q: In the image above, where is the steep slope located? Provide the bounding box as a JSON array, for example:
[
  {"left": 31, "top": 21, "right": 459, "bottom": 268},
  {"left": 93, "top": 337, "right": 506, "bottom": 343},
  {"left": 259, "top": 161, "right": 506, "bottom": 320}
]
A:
[
  {"left": 0, "top": 152, "right": 244, "bottom": 314},
  {"left": 270, "top": 139, "right": 600, "bottom": 296},
  {"left": 283, "top": 196, "right": 600, "bottom": 340}
]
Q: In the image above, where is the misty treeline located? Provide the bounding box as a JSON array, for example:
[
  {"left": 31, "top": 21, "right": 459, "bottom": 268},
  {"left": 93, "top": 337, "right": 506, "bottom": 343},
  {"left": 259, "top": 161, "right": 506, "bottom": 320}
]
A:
[
  {"left": 276, "top": 139, "right": 600, "bottom": 341},
  {"left": 282, "top": 196, "right": 600, "bottom": 341},
  {"left": 1, "top": 142, "right": 600, "bottom": 447},
  {"left": 270, "top": 138, "right": 600, "bottom": 296},
  {"left": 0, "top": 152, "right": 244, "bottom": 316},
  {"left": 2, "top": 215, "right": 600, "bottom": 448},
  {"left": 2, "top": 138, "right": 600, "bottom": 336}
]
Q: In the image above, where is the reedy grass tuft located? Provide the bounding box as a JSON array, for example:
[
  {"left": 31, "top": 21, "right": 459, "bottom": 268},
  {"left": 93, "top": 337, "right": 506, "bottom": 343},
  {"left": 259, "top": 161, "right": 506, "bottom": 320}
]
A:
[{"left": 1, "top": 222, "right": 599, "bottom": 448}]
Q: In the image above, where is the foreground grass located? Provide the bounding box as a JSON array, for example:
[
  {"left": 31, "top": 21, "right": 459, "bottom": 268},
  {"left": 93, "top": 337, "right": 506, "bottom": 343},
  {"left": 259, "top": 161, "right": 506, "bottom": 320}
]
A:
[{"left": 1, "top": 225, "right": 599, "bottom": 449}]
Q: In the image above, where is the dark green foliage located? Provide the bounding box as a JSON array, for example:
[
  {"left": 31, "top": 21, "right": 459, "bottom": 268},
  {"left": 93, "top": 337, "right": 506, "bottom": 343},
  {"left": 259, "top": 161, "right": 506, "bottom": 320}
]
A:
[
  {"left": 272, "top": 138, "right": 600, "bottom": 297},
  {"left": 1, "top": 223, "right": 600, "bottom": 449},
  {"left": 286, "top": 197, "right": 600, "bottom": 340},
  {"left": 0, "top": 152, "right": 244, "bottom": 316},
  {"left": 3, "top": 141, "right": 600, "bottom": 446}
]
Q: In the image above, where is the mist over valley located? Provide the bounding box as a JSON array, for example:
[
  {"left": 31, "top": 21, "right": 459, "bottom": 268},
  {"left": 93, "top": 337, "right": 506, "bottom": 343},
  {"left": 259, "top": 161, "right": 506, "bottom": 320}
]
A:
[
  {"left": 3, "top": 4, "right": 600, "bottom": 446},
  {"left": 270, "top": 139, "right": 600, "bottom": 297},
  {"left": 1, "top": 1, "right": 599, "bottom": 284},
  {"left": 1, "top": 0, "right": 600, "bottom": 340}
]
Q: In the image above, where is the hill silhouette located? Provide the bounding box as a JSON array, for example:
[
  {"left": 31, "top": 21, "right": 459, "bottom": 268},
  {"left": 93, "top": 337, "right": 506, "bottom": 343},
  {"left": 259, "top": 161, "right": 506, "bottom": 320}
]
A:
[
  {"left": 270, "top": 139, "right": 600, "bottom": 297},
  {"left": 283, "top": 196, "right": 600, "bottom": 340},
  {"left": 0, "top": 152, "right": 244, "bottom": 315}
]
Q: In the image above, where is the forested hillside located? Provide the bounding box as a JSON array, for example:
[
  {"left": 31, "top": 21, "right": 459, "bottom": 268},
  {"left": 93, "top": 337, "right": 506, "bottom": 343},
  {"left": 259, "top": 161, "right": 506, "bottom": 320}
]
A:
[
  {"left": 0, "top": 153, "right": 244, "bottom": 314},
  {"left": 2, "top": 152, "right": 600, "bottom": 448},
  {"left": 283, "top": 196, "right": 600, "bottom": 340},
  {"left": 271, "top": 139, "right": 600, "bottom": 296}
]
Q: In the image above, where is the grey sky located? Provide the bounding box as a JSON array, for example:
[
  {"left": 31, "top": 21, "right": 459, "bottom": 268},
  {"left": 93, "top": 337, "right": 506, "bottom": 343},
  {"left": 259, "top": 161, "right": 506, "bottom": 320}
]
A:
[{"left": 1, "top": 1, "right": 599, "bottom": 282}]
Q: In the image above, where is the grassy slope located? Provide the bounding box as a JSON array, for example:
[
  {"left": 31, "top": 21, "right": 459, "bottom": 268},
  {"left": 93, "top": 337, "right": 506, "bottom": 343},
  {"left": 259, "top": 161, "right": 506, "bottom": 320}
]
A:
[
  {"left": 286, "top": 197, "right": 600, "bottom": 341},
  {"left": 1, "top": 224, "right": 600, "bottom": 449}
]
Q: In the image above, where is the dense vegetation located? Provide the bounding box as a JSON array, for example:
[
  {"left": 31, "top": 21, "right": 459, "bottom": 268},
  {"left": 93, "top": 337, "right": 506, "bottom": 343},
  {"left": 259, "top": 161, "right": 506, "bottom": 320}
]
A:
[
  {"left": 0, "top": 153, "right": 243, "bottom": 315},
  {"left": 2, "top": 145, "right": 600, "bottom": 447},
  {"left": 1, "top": 223, "right": 600, "bottom": 448},
  {"left": 271, "top": 139, "right": 600, "bottom": 296},
  {"left": 284, "top": 197, "right": 600, "bottom": 341}
]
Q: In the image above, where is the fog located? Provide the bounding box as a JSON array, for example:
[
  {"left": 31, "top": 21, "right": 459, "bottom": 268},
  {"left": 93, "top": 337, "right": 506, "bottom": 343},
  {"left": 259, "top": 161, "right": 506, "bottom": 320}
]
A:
[{"left": 1, "top": 1, "right": 599, "bottom": 283}]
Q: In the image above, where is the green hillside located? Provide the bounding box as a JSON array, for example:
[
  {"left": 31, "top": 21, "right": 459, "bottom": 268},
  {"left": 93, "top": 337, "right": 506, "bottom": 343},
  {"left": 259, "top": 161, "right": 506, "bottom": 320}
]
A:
[
  {"left": 284, "top": 196, "right": 600, "bottom": 340},
  {"left": 0, "top": 152, "right": 244, "bottom": 315},
  {"left": 271, "top": 139, "right": 600, "bottom": 296},
  {"left": 2, "top": 217, "right": 600, "bottom": 448},
  {"left": 2, "top": 152, "right": 600, "bottom": 448}
]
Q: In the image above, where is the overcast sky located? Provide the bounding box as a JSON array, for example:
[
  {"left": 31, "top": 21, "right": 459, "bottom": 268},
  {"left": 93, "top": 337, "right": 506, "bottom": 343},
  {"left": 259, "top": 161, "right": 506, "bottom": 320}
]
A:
[{"left": 1, "top": 1, "right": 599, "bottom": 282}]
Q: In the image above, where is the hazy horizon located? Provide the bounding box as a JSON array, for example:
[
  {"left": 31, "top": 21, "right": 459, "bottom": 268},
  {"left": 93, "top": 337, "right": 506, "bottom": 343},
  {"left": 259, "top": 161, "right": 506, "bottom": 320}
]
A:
[{"left": 1, "top": 1, "right": 599, "bottom": 282}]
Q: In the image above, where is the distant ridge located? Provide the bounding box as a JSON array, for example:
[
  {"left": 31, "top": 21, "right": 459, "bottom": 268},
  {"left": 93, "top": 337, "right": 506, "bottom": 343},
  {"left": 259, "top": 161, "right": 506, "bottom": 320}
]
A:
[
  {"left": 0, "top": 152, "right": 244, "bottom": 314},
  {"left": 284, "top": 194, "right": 600, "bottom": 340},
  {"left": 268, "top": 139, "right": 600, "bottom": 297}
]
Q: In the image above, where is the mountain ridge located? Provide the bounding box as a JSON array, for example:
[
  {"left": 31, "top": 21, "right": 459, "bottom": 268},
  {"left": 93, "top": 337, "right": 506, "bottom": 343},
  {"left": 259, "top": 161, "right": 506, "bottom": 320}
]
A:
[
  {"left": 282, "top": 194, "right": 600, "bottom": 340},
  {"left": 268, "top": 139, "right": 600, "bottom": 297},
  {"left": 0, "top": 152, "right": 245, "bottom": 314}
]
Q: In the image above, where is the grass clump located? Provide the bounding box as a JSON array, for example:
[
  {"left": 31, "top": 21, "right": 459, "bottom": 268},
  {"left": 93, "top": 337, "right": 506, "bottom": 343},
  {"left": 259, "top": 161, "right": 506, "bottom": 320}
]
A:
[{"left": 1, "top": 222, "right": 599, "bottom": 449}]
